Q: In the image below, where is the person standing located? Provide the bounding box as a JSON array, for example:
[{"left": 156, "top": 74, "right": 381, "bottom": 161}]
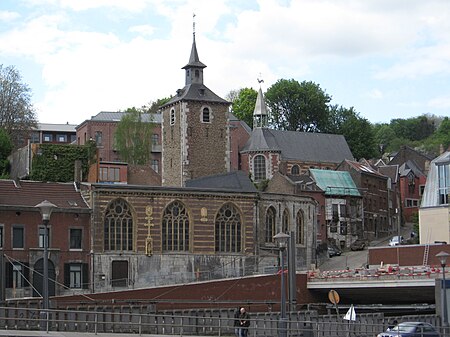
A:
[
  {"left": 239, "top": 307, "right": 250, "bottom": 337},
  {"left": 233, "top": 307, "right": 241, "bottom": 337}
]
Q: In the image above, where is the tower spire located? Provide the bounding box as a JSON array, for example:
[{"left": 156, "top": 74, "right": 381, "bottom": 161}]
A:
[
  {"left": 253, "top": 76, "right": 268, "bottom": 128},
  {"left": 183, "top": 14, "right": 206, "bottom": 85}
]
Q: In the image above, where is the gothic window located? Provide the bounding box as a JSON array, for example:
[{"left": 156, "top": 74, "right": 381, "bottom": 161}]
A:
[
  {"left": 170, "top": 108, "right": 176, "bottom": 125},
  {"left": 162, "top": 201, "right": 190, "bottom": 251},
  {"left": 215, "top": 203, "right": 242, "bottom": 253},
  {"left": 265, "top": 206, "right": 276, "bottom": 243},
  {"left": 104, "top": 199, "right": 133, "bottom": 251},
  {"left": 282, "top": 209, "right": 289, "bottom": 233},
  {"left": 291, "top": 165, "right": 300, "bottom": 175},
  {"left": 254, "top": 155, "right": 267, "bottom": 181},
  {"left": 202, "top": 107, "right": 211, "bottom": 123},
  {"left": 296, "top": 210, "right": 304, "bottom": 245}
]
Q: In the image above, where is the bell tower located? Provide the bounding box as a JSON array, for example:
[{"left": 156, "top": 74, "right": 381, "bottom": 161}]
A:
[{"left": 160, "top": 23, "right": 231, "bottom": 187}]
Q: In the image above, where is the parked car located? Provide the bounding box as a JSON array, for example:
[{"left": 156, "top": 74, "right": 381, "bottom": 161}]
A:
[
  {"left": 377, "top": 321, "right": 439, "bottom": 337},
  {"left": 327, "top": 245, "right": 342, "bottom": 257},
  {"left": 389, "top": 235, "right": 404, "bottom": 246},
  {"left": 350, "top": 239, "right": 367, "bottom": 251}
]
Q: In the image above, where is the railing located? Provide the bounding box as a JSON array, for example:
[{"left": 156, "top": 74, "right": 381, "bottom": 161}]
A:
[
  {"left": 0, "top": 306, "right": 446, "bottom": 337},
  {"left": 308, "top": 265, "right": 445, "bottom": 282}
]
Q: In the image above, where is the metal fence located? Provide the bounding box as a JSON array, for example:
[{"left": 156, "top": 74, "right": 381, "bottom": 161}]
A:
[{"left": 0, "top": 306, "right": 446, "bottom": 337}]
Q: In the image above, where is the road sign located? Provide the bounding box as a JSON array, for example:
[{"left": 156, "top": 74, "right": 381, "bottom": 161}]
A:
[{"left": 328, "top": 289, "right": 340, "bottom": 304}]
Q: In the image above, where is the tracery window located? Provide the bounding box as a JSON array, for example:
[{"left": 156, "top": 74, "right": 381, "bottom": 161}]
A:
[
  {"left": 215, "top": 203, "right": 242, "bottom": 253},
  {"left": 282, "top": 209, "right": 289, "bottom": 233},
  {"left": 104, "top": 199, "right": 133, "bottom": 251},
  {"left": 254, "top": 155, "right": 266, "bottom": 181},
  {"left": 162, "top": 201, "right": 190, "bottom": 251},
  {"left": 296, "top": 210, "right": 304, "bottom": 245},
  {"left": 265, "top": 206, "right": 276, "bottom": 243}
]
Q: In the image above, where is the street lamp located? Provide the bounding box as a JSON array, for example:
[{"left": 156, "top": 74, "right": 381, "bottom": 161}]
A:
[
  {"left": 35, "top": 200, "right": 56, "bottom": 316},
  {"left": 274, "top": 232, "right": 290, "bottom": 337},
  {"left": 436, "top": 251, "right": 449, "bottom": 327}
]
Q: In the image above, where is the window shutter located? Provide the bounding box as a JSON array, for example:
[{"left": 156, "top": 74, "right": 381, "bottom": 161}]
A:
[
  {"left": 82, "top": 263, "right": 89, "bottom": 289},
  {"left": 64, "top": 264, "right": 70, "bottom": 287}
]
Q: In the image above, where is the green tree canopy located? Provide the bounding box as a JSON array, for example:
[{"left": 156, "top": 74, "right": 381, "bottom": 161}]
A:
[
  {"left": 115, "top": 107, "right": 154, "bottom": 165},
  {"left": 328, "top": 106, "right": 378, "bottom": 160},
  {"left": 0, "top": 65, "right": 37, "bottom": 148},
  {"left": 0, "top": 127, "right": 13, "bottom": 177},
  {"left": 229, "top": 87, "right": 258, "bottom": 128},
  {"left": 265, "top": 79, "right": 331, "bottom": 132}
]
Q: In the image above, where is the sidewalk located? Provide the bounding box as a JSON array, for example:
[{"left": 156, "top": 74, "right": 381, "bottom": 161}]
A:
[{"left": 369, "top": 222, "right": 415, "bottom": 248}]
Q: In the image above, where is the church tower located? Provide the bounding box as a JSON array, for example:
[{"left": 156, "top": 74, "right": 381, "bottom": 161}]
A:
[{"left": 160, "top": 28, "right": 231, "bottom": 187}]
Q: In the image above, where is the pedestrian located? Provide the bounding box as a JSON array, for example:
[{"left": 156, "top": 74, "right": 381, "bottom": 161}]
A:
[
  {"left": 239, "top": 307, "right": 250, "bottom": 337},
  {"left": 233, "top": 307, "right": 241, "bottom": 337}
]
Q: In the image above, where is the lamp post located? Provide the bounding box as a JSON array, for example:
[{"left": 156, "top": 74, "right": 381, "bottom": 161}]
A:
[
  {"left": 35, "top": 200, "right": 56, "bottom": 326},
  {"left": 437, "top": 251, "right": 449, "bottom": 328},
  {"left": 274, "top": 232, "right": 290, "bottom": 337}
]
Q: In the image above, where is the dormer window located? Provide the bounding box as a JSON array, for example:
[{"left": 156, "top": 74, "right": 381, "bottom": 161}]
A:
[
  {"left": 202, "top": 107, "right": 211, "bottom": 123},
  {"left": 170, "top": 108, "right": 176, "bottom": 125}
]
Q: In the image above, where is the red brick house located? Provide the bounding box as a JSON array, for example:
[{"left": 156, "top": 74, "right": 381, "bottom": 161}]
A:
[
  {"left": 0, "top": 180, "right": 90, "bottom": 300},
  {"left": 399, "top": 160, "right": 427, "bottom": 223}
]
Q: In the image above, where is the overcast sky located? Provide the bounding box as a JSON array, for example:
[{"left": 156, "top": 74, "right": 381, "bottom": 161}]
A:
[{"left": 1, "top": 0, "right": 450, "bottom": 125}]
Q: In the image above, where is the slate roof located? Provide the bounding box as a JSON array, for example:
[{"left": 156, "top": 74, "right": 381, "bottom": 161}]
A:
[
  {"left": 36, "top": 123, "right": 77, "bottom": 132},
  {"left": 421, "top": 151, "right": 450, "bottom": 208},
  {"left": 378, "top": 165, "right": 399, "bottom": 184},
  {"left": 399, "top": 160, "right": 425, "bottom": 178},
  {"left": 241, "top": 128, "right": 354, "bottom": 163},
  {"left": 342, "top": 159, "right": 387, "bottom": 178},
  {"left": 309, "top": 169, "right": 360, "bottom": 196},
  {"left": 162, "top": 83, "right": 229, "bottom": 107},
  {"left": 0, "top": 180, "right": 89, "bottom": 210},
  {"left": 185, "top": 171, "right": 257, "bottom": 193}
]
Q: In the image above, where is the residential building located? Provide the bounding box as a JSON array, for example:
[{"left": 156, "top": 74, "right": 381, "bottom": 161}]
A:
[
  {"left": 398, "top": 160, "right": 427, "bottom": 222},
  {"left": 0, "top": 180, "right": 90, "bottom": 300},
  {"left": 337, "top": 160, "right": 393, "bottom": 240},
  {"left": 309, "top": 169, "right": 363, "bottom": 249},
  {"left": 419, "top": 150, "right": 450, "bottom": 244}
]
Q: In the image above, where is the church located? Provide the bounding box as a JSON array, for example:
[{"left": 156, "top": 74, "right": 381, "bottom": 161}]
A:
[{"left": 81, "top": 31, "right": 318, "bottom": 292}]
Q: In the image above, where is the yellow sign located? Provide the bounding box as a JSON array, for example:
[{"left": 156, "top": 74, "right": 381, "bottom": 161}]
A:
[{"left": 328, "top": 289, "right": 340, "bottom": 305}]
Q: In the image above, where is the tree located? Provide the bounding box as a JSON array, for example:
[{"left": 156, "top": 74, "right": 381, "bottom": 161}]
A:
[
  {"left": 0, "top": 127, "right": 12, "bottom": 177},
  {"left": 327, "top": 106, "right": 377, "bottom": 160},
  {"left": 265, "top": 79, "right": 331, "bottom": 132},
  {"left": 148, "top": 97, "right": 171, "bottom": 114},
  {"left": 115, "top": 107, "right": 154, "bottom": 165},
  {"left": 0, "top": 65, "right": 37, "bottom": 148},
  {"left": 229, "top": 88, "right": 258, "bottom": 128}
]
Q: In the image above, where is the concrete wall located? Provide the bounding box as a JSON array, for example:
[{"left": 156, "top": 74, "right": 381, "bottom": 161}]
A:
[{"left": 419, "top": 206, "right": 450, "bottom": 244}]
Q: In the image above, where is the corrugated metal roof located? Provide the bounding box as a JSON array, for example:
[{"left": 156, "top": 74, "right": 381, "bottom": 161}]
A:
[
  {"left": 310, "top": 169, "right": 360, "bottom": 196},
  {"left": 90, "top": 111, "right": 160, "bottom": 123},
  {"left": 0, "top": 180, "right": 90, "bottom": 210},
  {"left": 37, "top": 123, "right": 77, "bottom": 132}
]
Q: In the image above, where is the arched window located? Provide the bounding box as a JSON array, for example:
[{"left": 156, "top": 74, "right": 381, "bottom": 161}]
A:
[
  {"left": 170, "top": 108, "right": 176, "bottom": 125},
  {"left": 291, "top": 165, "right": 300, "bottom": 175},
  {"left": 104, "top": 199, "right": 133, "bottom": 251},
  {"left": 215, "top": 203, "right": 242, "bottom": 252},
  {"left": 296, "top": 210, "right": 304, "bottom": 245},
  {"left": 254, "top": 155, "right": 266, "bottom": 181},
  {"left": 282, "top": 209, "right": 289, "bottom": 233},
  {"left": 265, "top": 206, "right": 276, "bottom": 243},
  {"left": 202, "top": 107, "right": 211, "bottom": 123},
  {"left": 162, "top": 201, "right": 190, "bottom": 251}
]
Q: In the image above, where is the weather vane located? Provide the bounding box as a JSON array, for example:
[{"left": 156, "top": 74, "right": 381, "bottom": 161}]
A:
[{"left": 257, "top": 73, "right": 264, "bottom": 84}]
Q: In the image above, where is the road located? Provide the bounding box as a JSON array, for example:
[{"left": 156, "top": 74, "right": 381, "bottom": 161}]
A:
[{"left": 319, "top": 223, "right": 414, "bottom": 271}]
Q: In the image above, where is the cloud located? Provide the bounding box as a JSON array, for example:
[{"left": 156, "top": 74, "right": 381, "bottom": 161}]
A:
[
  {"left": 0, "top": 10, "right": 20, "bottom": 21},
  {"left": 428, "top": 95, "right": 450, "bottom": 109},
  {"left": 129, "top": 25, "right": 155, "bottom": 37},
  {"left": 367, "top": 89, "right": 383, "bottom": 99}
]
